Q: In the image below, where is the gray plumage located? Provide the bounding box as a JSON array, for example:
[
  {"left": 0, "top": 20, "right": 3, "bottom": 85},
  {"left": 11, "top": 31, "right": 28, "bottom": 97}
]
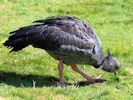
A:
[{"left": 3, "top": 16, "right": 120, "bottom": 73}]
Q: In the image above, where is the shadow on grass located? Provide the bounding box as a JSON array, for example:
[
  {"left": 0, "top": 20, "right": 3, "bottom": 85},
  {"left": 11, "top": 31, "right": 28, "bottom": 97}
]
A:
[{"left": 0, "top": 70, "right": 103, "bottom": 87}]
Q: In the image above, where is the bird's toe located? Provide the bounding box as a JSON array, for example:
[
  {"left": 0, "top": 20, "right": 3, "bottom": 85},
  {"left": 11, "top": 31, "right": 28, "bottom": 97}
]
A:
[{"left": 87, "top": 78, "right": 106, "bottom": 84}]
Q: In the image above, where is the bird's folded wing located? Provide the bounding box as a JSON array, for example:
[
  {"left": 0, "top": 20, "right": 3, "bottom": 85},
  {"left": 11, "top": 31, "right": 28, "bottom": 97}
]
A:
[{"left": 27, "top": 25, "right": 95, "bottom": 50}]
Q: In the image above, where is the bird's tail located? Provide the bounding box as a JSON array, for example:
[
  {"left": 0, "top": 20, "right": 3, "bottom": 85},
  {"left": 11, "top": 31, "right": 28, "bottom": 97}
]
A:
[{"left": 3, "top": 26, "right": 34, "bottom": 52}]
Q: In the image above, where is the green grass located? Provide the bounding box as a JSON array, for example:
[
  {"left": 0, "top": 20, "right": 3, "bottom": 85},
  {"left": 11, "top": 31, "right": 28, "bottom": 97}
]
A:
[{"left": 0, "top": 0, "right": 133, "bottom": 99}]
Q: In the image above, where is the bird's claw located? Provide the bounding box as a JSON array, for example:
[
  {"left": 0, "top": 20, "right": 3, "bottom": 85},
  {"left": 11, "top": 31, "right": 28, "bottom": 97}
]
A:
[
  {"left": 57, "top": 81, "right": 65, "bottom": 87},
  {"left": 87, "top": 78, "right": 106, "bottom": 83}
]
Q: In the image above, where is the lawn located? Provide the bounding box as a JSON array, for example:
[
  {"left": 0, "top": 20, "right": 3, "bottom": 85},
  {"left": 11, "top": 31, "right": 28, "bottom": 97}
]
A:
[{"left": 0, "top": 0, "right": 133, "bottom": 100}]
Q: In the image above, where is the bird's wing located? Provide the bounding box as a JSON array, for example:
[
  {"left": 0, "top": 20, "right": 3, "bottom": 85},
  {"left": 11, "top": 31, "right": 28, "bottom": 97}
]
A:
[
  {"left": 25, "top": 24, "right": 95, "bottom": 51},
  {"left": 30, "top": 16, "right": 96, "bottom": 50},
  {"left": 34, "top": 16, "right": 96, "bottom": 39}
]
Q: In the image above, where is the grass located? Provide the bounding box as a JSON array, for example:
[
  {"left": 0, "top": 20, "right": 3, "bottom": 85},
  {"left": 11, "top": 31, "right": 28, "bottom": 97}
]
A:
[{"left": 0, "top": 0, "right": 133, "bottom": 99}]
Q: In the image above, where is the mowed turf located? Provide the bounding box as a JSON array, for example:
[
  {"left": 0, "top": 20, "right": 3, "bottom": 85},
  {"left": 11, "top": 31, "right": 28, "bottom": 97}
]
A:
[{"left": 0, "top": 0, "right": 133, "bottom": 100}]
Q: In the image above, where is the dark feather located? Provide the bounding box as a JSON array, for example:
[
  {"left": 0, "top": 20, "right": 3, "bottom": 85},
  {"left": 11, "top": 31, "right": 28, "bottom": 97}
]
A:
[{"left": 3, "top": 16, "right": 104, "bottom": 66}]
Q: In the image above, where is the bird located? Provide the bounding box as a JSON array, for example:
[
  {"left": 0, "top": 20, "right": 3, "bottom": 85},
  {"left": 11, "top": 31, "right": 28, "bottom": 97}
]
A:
[{"left": 3, "top": 16, "right": 120, "bottom": 86}]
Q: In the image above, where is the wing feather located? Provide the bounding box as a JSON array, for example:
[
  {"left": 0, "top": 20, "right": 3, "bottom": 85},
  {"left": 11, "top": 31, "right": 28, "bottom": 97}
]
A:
[{"left": 27, "top": 25, "right": 95, "bottom": 50}]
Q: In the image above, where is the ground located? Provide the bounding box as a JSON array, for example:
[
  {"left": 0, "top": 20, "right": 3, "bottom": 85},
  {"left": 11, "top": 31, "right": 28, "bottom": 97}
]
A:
[{"left": 0, "top": 0, "right": 133, "bottom": 100}]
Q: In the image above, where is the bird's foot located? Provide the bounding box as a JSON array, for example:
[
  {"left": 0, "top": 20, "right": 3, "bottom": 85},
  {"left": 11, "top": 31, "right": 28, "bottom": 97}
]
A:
[
  {"left": 57, "top": 80, "right": 65, "bottom": 87},
  {"left": 86, "top": 77, "right": 106, "bottom": 84}
]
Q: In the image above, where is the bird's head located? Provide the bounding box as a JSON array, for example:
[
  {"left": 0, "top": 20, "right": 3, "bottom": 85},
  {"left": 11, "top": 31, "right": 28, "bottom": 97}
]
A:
[{"left": 101, "top": 49, "right": 120, "bottom": 74}]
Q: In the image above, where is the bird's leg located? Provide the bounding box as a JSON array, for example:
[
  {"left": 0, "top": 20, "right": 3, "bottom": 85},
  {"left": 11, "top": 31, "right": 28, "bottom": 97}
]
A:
[
  {"left": 58, "top": 59, "right": 64, "bottom": 86},
  {"left": 71, "top": 64, "right": 105, "bottom": 83},
  {"left": 71, "top": 64, "right": 95, "bottom": 82}
]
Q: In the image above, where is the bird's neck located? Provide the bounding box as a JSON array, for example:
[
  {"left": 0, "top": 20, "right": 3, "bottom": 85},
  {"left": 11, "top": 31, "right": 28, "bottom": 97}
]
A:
[{"left": 94, "top": 57, "right": 105, "bottom": 69}]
